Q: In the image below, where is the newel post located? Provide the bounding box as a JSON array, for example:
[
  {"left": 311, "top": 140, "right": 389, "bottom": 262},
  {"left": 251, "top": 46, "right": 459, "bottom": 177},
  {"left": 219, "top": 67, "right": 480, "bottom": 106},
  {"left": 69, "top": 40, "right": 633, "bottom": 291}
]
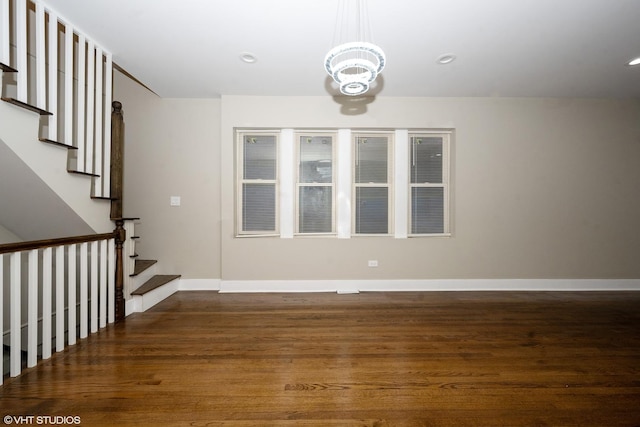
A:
[
  {"left": 114, "top": 219, "right": 126, "bottom": 322},
  {"left": 110, "top": 101, "right": 124, "bottom": 220}
]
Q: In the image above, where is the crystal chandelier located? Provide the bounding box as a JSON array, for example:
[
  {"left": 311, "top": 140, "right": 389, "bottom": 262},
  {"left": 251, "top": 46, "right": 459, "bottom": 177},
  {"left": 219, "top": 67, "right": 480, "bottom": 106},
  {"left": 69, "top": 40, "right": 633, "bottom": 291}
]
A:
[{"left": 324, "top": 0, "right": 385, "bottom": 96}]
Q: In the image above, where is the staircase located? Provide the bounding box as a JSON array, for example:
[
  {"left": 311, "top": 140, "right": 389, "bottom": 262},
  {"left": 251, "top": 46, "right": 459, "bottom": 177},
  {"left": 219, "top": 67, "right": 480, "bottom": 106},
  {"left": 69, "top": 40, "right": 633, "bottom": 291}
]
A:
[
  {"left": 123, "top": 221, "right": 181, "bottom": 314},
  {"left": 1, "top": 0, "right": 180, "bottom": 316}
]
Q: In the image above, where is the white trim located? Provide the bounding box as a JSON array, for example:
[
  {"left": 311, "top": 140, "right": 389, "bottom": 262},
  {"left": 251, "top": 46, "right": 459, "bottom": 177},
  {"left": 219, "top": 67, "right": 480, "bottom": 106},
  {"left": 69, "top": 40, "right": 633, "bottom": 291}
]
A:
[
  {"left": 336, "top": 129, "right": 352, "bottom": 238},
  {"left": 394, "top": 129, "right": 409, "bottom": 238},
  {"left": 220, "top": 280, "right": 336, "bottom": 293},
  {"left": 219, "top": 279, "right": 640, "bottom": 293},
  {"left": 122, "top": 278, "right": 639, "bottom": 315},
  {"left": 280, "top": 129, "right": 294, "bottom": 238},
  {"left": 179, "top": 278, "right": 221, "bottom": 291}
]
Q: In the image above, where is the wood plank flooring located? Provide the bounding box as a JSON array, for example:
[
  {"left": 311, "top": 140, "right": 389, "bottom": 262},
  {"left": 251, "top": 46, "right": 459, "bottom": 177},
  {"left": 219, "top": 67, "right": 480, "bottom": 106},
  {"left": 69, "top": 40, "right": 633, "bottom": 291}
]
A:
[{"left": 2, "top": 291, "right": 640, "bottom": 426}]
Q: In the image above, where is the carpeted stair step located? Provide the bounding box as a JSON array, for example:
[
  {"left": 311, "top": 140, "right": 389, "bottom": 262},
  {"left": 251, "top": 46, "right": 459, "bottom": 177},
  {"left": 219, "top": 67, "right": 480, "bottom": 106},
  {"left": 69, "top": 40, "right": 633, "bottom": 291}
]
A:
[{"left": 131, "top": 274, "right": 181, "bottom": 296}]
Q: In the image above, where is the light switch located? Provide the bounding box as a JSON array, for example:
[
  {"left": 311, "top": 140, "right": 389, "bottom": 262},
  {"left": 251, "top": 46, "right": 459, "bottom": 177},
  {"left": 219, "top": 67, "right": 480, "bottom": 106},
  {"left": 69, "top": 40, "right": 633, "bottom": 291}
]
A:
[{"left": 170, "top": 196, "right": 181, "bottom": 206}]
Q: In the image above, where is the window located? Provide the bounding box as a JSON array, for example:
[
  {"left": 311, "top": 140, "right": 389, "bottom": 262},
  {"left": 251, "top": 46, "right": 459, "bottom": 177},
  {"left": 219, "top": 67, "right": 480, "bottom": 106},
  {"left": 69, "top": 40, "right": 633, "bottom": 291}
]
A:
[
  {"left": 409, "top": 133, "right": 449, "bottom": 235},
  {"left": 296, "top": 133, "right": 335, "bottom": 234},
  {"left": 237, "top": 132, "right": 278, "bottom": 235},
  {"left": 353, "top": 133, "right": 393, "bottom": 234},
  {"left": 235, "top": 128, "right": 451, "bottom": 238}
]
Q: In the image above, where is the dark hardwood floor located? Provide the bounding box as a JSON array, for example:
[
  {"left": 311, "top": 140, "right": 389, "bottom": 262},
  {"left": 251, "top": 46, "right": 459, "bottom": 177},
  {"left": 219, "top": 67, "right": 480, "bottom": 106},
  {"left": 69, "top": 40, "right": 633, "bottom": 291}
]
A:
[{"left": 2, "top": 291, "right": 640, "bottom": 426}]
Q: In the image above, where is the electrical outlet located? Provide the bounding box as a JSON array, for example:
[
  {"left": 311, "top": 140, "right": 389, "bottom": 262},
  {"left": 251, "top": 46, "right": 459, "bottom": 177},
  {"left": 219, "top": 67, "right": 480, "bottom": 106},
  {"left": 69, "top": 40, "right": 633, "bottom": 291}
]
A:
[
  {"left": 170, "top": 196, "right": 181, "bottom": 207},
  {"left": 368, "top": 260, "right": 378, "bottom": 267}
]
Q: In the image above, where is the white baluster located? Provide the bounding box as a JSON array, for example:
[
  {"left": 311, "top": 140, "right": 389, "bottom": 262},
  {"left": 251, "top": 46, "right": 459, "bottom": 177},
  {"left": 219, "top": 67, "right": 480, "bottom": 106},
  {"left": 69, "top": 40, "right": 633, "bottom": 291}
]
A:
[
  {"left": 67, "top": 244, "right": 76, "bottom": 346},
  {"left": 124, "top": 221, "right": 136, "bottom": 298},
  {"left": 94, "top": 48, "right": 104, "bottom": 197},
  {"left": 16, "top": 0, "right": 27, "bottom": 102},
  {"left": 0, "top": 0, "right": 9, "bottom": 66},
  {"left": 64, "top": 23, "right": 74, "bottom": 146},
  {"left": 35, "top": 2, "right": 46, "bottom": 110},
  {"left": 27, "top": 249, "right": 38, "bottom": 368},
  {"left": 56, "top": 245, "right": 65, "bottom": 351},
  {"left": 103, "top": 53, "right": 113, "bottom": 197},
  {"left": 108, "top": 239, "right": 115, "bottom": 324},
  {"left": 10, "top": 252, "right": 21, "bottom": 377},
  {"left": 47, "top": 10, "right": 59, "bottom": 140},
  {"left": 79, "top": 242, "right": 88, "bottom": 339},
  {"left": 42, "top": 247, "right": 52, "bottom": 360},
  {"left": 76, "top": 34, "right": 86, "bottom": 172},
  {"left": 0, "top": 253, "right": 4, "bottom": 385},
  {"left": 86, "top": 41, "right": 95, "bottom": 175},
  {"left": 90, "top": 240, "right": 98, "bottom": 333},
  {"left": 99, "top": 239, "right": 107, "bottom": 328}
]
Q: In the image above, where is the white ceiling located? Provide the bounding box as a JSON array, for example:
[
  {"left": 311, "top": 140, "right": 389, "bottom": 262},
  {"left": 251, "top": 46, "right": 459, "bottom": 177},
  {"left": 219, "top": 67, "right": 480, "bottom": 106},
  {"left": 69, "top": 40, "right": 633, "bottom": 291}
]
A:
[{"left": 44, "top": 0, "right": 640, "bottom": 99}]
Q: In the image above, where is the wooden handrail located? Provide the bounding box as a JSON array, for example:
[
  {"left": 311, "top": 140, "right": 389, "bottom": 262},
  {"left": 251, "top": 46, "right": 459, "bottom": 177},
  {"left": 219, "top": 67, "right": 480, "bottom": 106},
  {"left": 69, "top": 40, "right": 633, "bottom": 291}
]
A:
[{"left": 0, "top": 232, "right": 117, "bottom": 254}]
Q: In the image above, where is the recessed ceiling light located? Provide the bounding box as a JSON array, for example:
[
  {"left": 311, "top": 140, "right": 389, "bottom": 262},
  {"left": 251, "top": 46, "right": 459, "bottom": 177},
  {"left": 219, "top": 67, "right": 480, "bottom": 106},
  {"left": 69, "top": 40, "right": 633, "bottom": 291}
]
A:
[
  {"left": 437, "top": 53, "right": 456, "bottom": 65},
  {"left": 628, "top": 57, "right": 640, "bottom": 66},
  {"left": 240, "top": 52, "right": 257, "bottom": 64}
]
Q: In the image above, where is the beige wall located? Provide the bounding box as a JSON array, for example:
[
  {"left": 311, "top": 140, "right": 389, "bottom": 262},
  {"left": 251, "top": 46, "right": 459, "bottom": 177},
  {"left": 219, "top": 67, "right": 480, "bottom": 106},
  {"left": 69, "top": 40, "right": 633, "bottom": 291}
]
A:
[
  {"left": 221, "top": 96, "right": 640, "bottom": 281},
  {"left": 113, "top": 71, "right": 221, "bottom": 279},
  {"left": 110, "top": 78, "right": 640, "bottom": 282}
]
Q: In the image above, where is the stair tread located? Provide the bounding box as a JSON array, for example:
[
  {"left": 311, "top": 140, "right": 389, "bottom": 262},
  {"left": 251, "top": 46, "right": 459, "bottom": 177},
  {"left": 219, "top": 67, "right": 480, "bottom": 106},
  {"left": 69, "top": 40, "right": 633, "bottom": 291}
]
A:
[
  {"left": 131, "top": 274, "right": 181, "bottom": 296},
  {"left": 2, "top": 97, "right": 52, "bottom": 115},
  {"left": 131, "top": 259, "right": 157, "bottom": 276},
  {"left": 67, "top": 169, "right": 100, "bottom": 177},
  {"left": 39, "top": 137, "right": 78, "bottom": 149},
  {"left": 0, "top": 62, "right": 18, "bottom": 72}
]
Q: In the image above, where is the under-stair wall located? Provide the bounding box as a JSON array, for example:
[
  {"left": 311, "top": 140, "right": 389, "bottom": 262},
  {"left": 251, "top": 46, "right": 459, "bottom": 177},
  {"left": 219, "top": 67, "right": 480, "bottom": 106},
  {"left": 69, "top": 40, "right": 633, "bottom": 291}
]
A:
[{"left": 0, "top": 102, "right": 112, "bottom": 235}]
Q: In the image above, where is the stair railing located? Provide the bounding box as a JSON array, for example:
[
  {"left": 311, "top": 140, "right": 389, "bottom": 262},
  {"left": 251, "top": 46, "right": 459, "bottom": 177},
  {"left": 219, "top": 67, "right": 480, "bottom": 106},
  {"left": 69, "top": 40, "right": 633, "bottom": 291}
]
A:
[
  {"left": 0, "top": 226, "right": 126, "bottom": 384},
  {"left": 0, "top": 0, "right": 113, "bottom": 199}
]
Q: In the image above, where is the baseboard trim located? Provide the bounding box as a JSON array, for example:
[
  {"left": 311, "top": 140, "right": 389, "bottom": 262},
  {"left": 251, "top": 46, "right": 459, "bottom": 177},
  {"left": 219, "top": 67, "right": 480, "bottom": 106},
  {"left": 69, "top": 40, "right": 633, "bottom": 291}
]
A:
[
  {"left": 219, "top": 279, "right": 640, "bottom": 293},
  {"left": 179, "top": 278, "right": 221, "bottom": 291},
  {"left": 123, "top": 278, "right": 639, "bottom": 315}
]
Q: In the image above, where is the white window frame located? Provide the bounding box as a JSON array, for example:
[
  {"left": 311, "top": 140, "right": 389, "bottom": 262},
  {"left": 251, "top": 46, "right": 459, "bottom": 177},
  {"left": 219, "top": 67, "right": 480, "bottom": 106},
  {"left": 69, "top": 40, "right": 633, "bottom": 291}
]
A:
[
  {"left": 408, "top": 131, "right": 451, "bottom": 237},
  {"left": 295, "top": 131, "right": 337, "bottom": 236},
  {"left": 352, "top": 131, "right": 394, "bottom": 236},
  {"left": 236, "top": 131, "right": 280, "bottom": 237}
]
